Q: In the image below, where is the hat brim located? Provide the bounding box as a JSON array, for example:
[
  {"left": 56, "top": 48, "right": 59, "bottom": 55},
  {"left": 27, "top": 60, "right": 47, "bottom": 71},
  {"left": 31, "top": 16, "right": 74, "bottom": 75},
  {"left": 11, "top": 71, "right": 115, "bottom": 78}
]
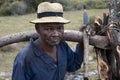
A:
[{"left": 30, "top": 17, "right": 70, "bottom": 24}]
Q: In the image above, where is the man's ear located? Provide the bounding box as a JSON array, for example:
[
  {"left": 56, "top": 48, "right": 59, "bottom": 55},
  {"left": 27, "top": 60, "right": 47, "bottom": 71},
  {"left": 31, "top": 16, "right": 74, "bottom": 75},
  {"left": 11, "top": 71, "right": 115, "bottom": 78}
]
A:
[{"left": 35, "top": 24, "right": 40, "bottom": 34}]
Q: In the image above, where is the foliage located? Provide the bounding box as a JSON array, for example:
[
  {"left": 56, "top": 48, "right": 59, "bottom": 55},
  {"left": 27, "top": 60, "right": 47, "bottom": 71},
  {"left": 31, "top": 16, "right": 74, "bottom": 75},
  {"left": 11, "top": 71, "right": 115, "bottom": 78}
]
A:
[
  {"left": 82, "top": 0, "right": 107, "bottom": 9},
  {"left": 10, "top": 1, "right": 28, "bottom": 15},
  {"left": 0, "top": 2, "right": 11, "bottom": 16},
  {"left": 0, "top": 1, "right": 28, "bottom": 16},
  {"left": 0, "top": 0, "right": 108, "bottom": 16}
]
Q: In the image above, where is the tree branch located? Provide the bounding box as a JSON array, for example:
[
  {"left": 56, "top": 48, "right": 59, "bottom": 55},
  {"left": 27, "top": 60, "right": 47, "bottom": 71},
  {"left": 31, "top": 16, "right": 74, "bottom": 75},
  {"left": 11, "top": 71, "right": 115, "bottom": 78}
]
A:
[{"left": 0, "top": 30, "right": 109, "bottom": 49}]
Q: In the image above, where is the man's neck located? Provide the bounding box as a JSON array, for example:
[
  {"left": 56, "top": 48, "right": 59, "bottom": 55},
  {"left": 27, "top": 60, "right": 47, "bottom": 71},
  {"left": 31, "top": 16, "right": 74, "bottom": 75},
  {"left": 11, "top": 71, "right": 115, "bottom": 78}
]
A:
[{"left": 34, "top": 38, "right": 57, "bottom": 61}]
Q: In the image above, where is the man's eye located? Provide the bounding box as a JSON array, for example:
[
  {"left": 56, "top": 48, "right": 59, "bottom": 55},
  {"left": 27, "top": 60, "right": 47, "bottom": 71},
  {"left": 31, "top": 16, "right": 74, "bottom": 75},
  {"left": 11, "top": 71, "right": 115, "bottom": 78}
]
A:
[
  {"left": 44, "top": 27, "right": 52, "bottom": 30},
  {"left": 44, "top": 28, "right": 49, "bottom": 30},
  {"left": 50, "top": 28, "right": 54, "bottom": 30},
  {"left": 57, "top": 26, "right": 63, "bottom": 30}
]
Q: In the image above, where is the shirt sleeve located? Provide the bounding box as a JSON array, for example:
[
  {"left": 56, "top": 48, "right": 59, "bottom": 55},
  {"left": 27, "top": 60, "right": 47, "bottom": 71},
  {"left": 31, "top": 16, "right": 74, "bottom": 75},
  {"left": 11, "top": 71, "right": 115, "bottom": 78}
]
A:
[
  {"left": 12, "top": 54, "right": 26, "bottom": 80},
  {"left": 12, "top": 52, "right": 31, "bottom": 80},
  {"left": 65, "top": 43, "right": 84, "bottom": 72}
]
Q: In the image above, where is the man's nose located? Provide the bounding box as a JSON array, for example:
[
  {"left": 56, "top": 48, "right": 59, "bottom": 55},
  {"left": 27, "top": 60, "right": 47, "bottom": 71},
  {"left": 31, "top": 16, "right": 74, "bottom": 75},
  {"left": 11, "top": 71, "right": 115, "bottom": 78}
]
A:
[{"left": 52, "top": 30, "right": 59, "bottom": 36}]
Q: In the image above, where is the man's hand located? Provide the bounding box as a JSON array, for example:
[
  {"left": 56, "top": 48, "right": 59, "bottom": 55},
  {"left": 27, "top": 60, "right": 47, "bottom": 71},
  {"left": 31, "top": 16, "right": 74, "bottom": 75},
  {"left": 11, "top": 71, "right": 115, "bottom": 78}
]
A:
[
  {"left": 78, "top": 25, "right": 95, "bottom": 51},
  {"left": 80, "top": 25, "right": 95, "bottom": 36}
]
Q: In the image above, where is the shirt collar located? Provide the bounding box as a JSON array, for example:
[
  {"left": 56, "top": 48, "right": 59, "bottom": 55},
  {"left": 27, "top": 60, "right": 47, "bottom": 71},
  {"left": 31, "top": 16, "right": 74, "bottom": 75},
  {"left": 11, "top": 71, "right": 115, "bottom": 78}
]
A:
[
  {"left": 30, "top": 38, "right": 44, "bottom": 57},
  {"left": 30, "top": 38, "right": 60, "bottom": 65}
]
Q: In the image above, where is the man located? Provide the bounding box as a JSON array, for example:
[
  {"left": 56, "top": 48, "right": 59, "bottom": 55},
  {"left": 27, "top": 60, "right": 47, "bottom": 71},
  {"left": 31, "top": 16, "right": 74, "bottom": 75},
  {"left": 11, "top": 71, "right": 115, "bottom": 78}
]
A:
[{"left": 12, "top": 2, "right": 84, "bottom": 80}]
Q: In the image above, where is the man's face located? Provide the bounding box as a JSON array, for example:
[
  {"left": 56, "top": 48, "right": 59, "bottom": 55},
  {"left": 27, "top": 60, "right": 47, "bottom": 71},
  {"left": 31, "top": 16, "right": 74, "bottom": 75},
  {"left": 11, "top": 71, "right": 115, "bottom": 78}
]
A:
[{"left": 36, "top": 23, "right": 64, "bottom": 46}]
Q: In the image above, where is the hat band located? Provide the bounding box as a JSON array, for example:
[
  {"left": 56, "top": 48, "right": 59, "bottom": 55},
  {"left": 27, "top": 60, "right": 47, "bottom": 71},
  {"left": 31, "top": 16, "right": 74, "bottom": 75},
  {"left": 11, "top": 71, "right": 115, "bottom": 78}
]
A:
[{"left": 37, "top": 12, "right": 63, "bottom": 18}]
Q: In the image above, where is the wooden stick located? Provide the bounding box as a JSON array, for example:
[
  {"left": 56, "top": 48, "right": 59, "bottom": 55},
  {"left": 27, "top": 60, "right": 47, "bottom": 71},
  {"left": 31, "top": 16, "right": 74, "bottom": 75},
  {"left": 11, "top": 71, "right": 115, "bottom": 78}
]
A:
[{"left": 83, "top": 30, "right": 89, "bottom": 79}]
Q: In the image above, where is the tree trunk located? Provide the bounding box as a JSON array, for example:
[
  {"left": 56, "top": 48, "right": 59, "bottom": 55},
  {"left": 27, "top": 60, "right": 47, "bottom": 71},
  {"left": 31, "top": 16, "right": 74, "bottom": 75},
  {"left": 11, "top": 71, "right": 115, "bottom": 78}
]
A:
[{"left": 0, "top": 30, "right": 109, "bottom": 49}]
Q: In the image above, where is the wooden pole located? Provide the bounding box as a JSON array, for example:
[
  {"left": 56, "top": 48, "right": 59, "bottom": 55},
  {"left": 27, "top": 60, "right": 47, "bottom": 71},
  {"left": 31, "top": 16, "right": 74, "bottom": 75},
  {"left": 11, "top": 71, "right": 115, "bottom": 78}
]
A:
[
  {"left": 83, "top": 30, "right": 89, "bottom": 80},
  {"left": 0, "top": 30, "right": 110, "bottom": 49}
]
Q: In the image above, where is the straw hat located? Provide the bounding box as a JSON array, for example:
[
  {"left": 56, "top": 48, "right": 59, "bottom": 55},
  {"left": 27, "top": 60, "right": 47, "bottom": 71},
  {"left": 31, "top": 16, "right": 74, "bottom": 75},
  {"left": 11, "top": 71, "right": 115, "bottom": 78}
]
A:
[{"left": 30, "top": 2, "right": 70, "bottom": 24}]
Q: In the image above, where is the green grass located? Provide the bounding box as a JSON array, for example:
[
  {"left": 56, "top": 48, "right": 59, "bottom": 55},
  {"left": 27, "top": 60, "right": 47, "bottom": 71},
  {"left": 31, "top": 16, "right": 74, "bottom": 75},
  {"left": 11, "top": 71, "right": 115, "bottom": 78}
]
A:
[
  {"left": 0, "top": 9, "right": 108, "bottom": 79},
  {"left": 0, "top": 14, "right": 35, "bottom": 36},
  {"left": 0, "top": 9, "right": 108, "bottom": 36}
]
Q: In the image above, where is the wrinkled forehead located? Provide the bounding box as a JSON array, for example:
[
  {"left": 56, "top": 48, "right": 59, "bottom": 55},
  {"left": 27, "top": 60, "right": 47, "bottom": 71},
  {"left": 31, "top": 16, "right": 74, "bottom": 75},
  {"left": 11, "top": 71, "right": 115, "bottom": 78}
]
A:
[{"left": 36, "top": 23, "right": 64, "bottom": 27}]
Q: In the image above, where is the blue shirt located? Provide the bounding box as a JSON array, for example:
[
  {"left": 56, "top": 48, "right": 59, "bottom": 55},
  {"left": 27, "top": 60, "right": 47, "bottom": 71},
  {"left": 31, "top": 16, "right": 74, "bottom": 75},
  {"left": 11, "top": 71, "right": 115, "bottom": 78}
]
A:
[{"left": 12, "top": 38, "right": 84, "bottom": 80}]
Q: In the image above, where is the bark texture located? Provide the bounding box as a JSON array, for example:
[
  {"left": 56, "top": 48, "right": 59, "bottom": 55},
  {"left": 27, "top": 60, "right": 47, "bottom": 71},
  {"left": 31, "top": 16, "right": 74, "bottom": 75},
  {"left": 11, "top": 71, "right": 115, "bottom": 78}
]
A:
[{"left": 0, "top": 30, "right": 109, "bottom": 48}]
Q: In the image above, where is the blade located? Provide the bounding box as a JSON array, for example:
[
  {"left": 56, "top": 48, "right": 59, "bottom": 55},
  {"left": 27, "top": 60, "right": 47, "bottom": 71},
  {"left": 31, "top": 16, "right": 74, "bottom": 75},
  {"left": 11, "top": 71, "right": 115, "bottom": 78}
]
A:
[{"left": 83, "top": 10, "right": 89, "bottom": 25}]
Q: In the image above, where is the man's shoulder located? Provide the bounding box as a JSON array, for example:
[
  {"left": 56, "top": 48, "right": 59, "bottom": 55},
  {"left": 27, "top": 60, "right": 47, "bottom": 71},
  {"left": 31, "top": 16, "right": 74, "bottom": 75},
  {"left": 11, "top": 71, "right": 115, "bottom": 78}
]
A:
[
  {"left": 20, "top": 44, "right": 32, "bottom": 54},
  {"left": 59, "top": 40, "right": 69, "bottom": 47},
  {"left": 13, "top": 44, "right": 34, "bottom": 67},
  {"left": 58, "top": 40, "right": 71, "bottom": 51},
  {"left": 16, "top": 44, "right": 34, "bottom": 60}
]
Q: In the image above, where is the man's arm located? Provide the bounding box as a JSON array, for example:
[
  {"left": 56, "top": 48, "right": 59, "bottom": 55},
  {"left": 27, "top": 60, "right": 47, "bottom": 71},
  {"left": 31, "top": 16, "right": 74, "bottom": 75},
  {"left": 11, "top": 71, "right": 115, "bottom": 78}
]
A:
[{"left": 12, "top": 55, "right": 26, "bottom": 80}]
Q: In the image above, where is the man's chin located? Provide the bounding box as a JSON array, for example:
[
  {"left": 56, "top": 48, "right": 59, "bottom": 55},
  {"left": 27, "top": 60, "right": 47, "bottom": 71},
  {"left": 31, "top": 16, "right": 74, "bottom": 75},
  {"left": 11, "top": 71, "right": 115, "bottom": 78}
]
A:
[{"left": 49, "top": 42, "right": 60, "bottom": 46}]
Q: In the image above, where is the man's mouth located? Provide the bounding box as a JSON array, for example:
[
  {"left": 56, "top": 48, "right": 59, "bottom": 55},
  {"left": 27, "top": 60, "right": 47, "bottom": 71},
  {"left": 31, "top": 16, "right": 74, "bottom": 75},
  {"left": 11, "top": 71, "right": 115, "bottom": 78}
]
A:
[{"left": 50, "top": 37, "right": 60, "bottom": 43}]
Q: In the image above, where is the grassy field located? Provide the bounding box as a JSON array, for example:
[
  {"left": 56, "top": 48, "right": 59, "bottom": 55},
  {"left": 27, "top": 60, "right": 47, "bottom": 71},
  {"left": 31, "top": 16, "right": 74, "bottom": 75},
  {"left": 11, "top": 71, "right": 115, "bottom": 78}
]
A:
[{"left": 0, "top": 9, "right": 108, "bottom": 79}]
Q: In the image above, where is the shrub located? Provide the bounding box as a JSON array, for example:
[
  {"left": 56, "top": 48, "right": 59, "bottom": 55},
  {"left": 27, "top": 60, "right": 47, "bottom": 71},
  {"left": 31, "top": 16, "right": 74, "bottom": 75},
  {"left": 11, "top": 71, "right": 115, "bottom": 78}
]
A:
[
  {"left": 83, "top": 0, "right": 107, "bottom": 9},
  {"left": 0, "top": 0, "right": 108, "bottom": 16},
  {"left": 58, "top": 0, "right": 75, "bottom": 11},
  {"left": 0, "top": 0, "right": 4, "bottom": 6},
  {"left": 23, "top": 0, "right": 49, "bottom": 11},
  {"left": 89, "top": 16, "right": 95, "bottom": 26},
  {"left": 10, "top": 1, "right": 28, "bottom": 15},
  {"left": 76, "top": 4, "right": 84, "bottom": 10},
  {"left": 0, "top": 2, "right": 11, "bottom": 16},
  {"left": 0, "top": 1, "right": 28, "bottom": 16},
  {"left": 94, "top": 0, "right": 107, "bottom": 9}
]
